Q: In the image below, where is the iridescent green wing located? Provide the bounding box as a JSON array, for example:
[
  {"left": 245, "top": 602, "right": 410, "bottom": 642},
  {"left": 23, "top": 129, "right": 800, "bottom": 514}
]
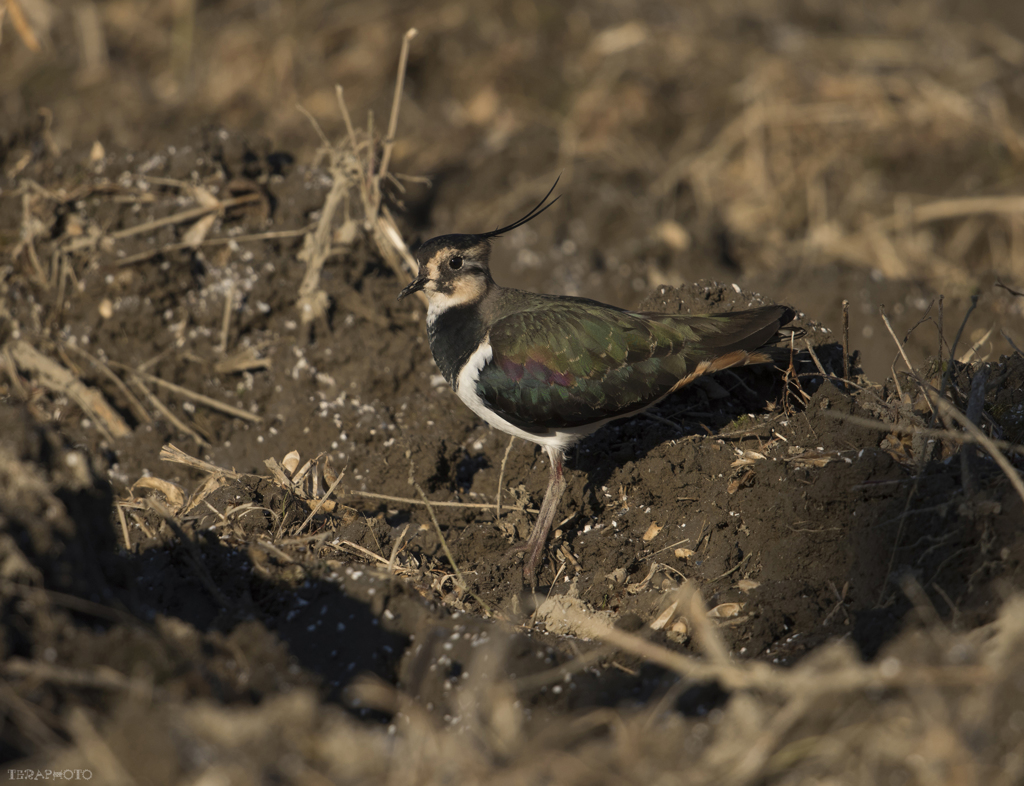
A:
[{"left": 477, "top": 299, "right": 790, "bottom": 431}]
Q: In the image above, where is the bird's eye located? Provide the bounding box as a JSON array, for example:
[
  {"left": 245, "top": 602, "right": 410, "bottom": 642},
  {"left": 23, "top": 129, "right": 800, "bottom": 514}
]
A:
[{"left": 449, "top": 255, "right": 464, "bottom": 270}]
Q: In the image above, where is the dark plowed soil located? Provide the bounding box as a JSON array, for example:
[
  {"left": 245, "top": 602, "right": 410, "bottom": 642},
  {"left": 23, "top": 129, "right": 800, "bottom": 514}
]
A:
[{"left": 3, "top": 1, "right": 1024, "bottom": 783}]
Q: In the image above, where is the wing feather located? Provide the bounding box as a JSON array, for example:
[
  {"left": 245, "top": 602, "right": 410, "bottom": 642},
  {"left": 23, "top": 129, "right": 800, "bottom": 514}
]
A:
[{"left": 475, "top": 300, "right": 792, "bottom": 431}]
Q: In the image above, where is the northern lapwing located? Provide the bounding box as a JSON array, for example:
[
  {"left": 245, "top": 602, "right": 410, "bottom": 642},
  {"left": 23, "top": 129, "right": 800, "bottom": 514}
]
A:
[{"left": 399, "top": 180, "right": 800, "bottom": 586}]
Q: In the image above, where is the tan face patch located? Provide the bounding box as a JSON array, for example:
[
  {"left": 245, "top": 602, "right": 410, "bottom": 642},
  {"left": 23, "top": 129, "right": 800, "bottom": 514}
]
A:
[
  {"left": 418, "top": 245, "right": 492, "bottom": 300},
  {"left": 424, "top": 271, "right": 490, "bottom": 321},
  {"left": 419, "top": 255, "right": 447, "bottom": 291},
  {"left": 448, "top": 271, "right": 488, "bottom": 300}
]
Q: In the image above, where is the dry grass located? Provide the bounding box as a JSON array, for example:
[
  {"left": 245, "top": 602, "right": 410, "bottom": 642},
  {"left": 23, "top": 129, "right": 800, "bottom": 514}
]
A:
[
  {"left": 3, "top": 2, "right": 1024, "bottom": 783},
  {"left": 3, "top": 1, "right": 1023, "bottom": 360},
  {"left": 24, "top": 580, "right": 1024, "bottom": 786},
  {"left": 6, "top": 351, "right": 1024, "bottom": 783},
  {"left": 98, "top": 361, "right": 1023, "bottom": 785}
]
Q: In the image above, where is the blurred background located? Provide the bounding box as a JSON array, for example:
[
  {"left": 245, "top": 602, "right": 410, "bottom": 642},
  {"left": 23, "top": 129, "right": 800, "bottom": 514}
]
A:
[
  {"left": 3, "top": 6, "right": 1024, "bottom": 781},
  {"left": 3, "top": 0, "right": 1024, "bottom": 380}
]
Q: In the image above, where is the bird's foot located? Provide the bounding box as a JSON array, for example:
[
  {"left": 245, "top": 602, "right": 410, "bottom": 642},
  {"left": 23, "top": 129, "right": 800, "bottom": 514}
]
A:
[{"left": 504, "top": 538, "right": 546, "bottom": 589}]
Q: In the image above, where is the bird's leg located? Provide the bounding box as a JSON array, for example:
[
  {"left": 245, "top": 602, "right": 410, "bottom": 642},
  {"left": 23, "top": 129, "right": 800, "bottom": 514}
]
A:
[{"left": 521, "top": 448, "right": 566, "bottom": 586}]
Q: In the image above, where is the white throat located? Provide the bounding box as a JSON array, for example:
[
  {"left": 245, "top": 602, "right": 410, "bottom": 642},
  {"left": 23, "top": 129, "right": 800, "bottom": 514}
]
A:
[{"left": 426, "top": 291, "right": 463, "bottom": 324}]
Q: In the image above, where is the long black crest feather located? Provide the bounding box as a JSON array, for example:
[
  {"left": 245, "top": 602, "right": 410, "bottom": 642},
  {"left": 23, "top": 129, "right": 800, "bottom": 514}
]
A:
[{"left": 480, "top": 175, "right": 561, "bottom": 239}]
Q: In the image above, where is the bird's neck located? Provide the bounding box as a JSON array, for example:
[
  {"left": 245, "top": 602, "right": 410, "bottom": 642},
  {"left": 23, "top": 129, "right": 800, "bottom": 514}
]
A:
[{"left": 426, "top": 300, "right": 489, "bottom": 386}]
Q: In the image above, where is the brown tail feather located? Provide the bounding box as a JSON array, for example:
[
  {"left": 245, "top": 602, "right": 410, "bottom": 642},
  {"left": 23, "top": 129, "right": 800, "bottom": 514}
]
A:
[{"left": 668, "top": 348, "right": 781, "bottom": 393}]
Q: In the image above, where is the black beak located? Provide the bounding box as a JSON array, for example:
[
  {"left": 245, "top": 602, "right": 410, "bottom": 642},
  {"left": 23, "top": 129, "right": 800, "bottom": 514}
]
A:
[{"left": 398, "top": 276, "right": 427, "bottom": 301}]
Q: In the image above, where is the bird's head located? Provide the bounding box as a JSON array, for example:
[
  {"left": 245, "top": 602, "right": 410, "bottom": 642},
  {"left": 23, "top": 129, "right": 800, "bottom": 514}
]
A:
[
  {"left": 398, "top": 176, "right": 560, "bottom": 310},
  {"left": 397, "top": 233, "right": 495, "bottom": 308}
]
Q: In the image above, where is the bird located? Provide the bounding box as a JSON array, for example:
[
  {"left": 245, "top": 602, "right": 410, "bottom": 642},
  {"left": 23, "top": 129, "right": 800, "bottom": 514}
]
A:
[{"left": 399, "top": 180, "right": 801, "bottom": 586}]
